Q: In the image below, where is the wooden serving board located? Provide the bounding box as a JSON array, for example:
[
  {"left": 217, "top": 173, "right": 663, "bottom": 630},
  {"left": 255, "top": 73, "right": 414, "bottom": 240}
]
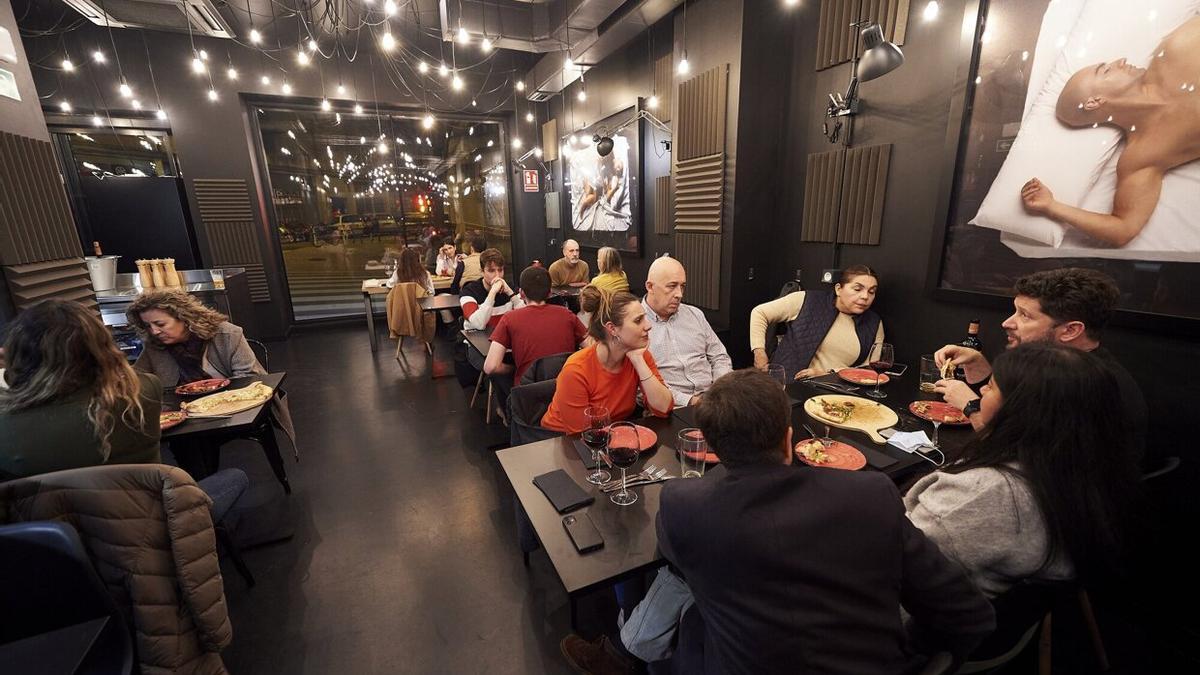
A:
[
  {"left": 803, "top": 394, "right": 899, "bottom": 444},
  {"left": 181, "top": 383, "right": 273, "bottom": 417}
]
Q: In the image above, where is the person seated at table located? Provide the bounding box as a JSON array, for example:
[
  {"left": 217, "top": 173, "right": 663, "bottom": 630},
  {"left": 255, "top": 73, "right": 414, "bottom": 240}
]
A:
[
  {"left": 450, "top": 231, "right": 487, "bottom": 293},
  {"left": 435, "top": 238, "right": 459, "bottom": 278},
  {"left": 0, "top": 300, "right": 247, "bottom": 521},
  {"left": 564, "top": 369, "right": 994, "bottom": 673},
  {"left": 642, "top": 256, "right": 732, "bottom": 407},
  {"left": 590, "top": 246, "right": 630, "bottom": 294},
  {"left": 460, "top": 248, "right": 525, "bottom": 332},
  {"left": 484, "top": 266, "right": 587, "bottom": 399},
  {"left": 933, "top": 268, "right": 1147, "bottom": 462},
  {"left": 907, "top": 344, "right": 1141, "bottom": 599},
  {"left": 386, "top": 247, "right": 434, "bottom": 295},
  {"left": 540, "top": 289, "right": 673, "bottom": 434},
  {"left": 576, "top": 284, "right": 602, "bottom": 328},
  {"left": 749, "top": 264, "right": 884, "bottom": 381},
  {"left": 549, "top": 239, "right": 590, "bottom": 288},
  {"left": 125, "top": 290, "right": 296, "bottom": 450}
]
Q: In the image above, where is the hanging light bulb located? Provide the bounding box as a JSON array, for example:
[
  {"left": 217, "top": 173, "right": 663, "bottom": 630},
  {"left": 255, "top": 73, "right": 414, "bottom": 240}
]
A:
[
  {"left": 337, "top": 83, "right": 346, "bottom": 96},
  {"left": 156, "top": 109, "right": 167, "bottom": 120},
  {"left": 438, "top": 63, "right": 449, "bottom": 77},
  {"left": 227, "top": 67, "right": 238, "bottom": 80},
  {"left": 381, "top": 32, "right": 396, "bottom": 51},
  {"left": 297, "top": 50, "right": 310, "bottom": 66},
  {"left": 199, "top": 50, "right": 208, "bottom": 61},
  {"left": 308, "top": 39, "right": 319, "bottom": 52},
  {"left": 321, "top": 99, "right": 332, "bottom": 111},
  {"left": 132, "top": 99, "right": 142, "bottom": 110},
  {"left": 578, "top": 87, "right": 587, "bottom": 102},
  {"left": 384, "top": 0, "right": 397, "bottom": 16},
  {"left": 457, "top": 27, "right": 470, "bottom": 45},
  {"left": 59, "top": 101, "right": 72, "bottom": 112},
  {"left": 452, "top": 73, "right": 464, "bottom": 91},
  {"left": 785, "top": 0, "right": 799, "bottom": 6},
  {"left": 192, "top": 55, "right": 205, "bottom": 74},
  {"left": 282, "top": 81, "right": 293, "bottom": 95},
  {"left": 923, "top": 1, "right": 940, "bottom": 21},
  {"left": 525, "top": 112, "right": 534, "bottom": 122},
  {"left": 62, "top": 58, "right": 75, "bottom": 72},
  {"left": 534, "top": 147, "right": 543, "bottom": 158},
  {"left": 423, "top": 114, "right": 435, "bottom": 129},
  {"left": 208, "top": 88, "right": 219, "bottom": 101},
  {"left": 471, "top": 99, "right": 477, "bottom": 107},
  {"left": 481, "top": 38, "right": 493, "bottom": 53},
  {"left": 515, "top": 80, "right": 525, "bottom": 92},
  {"left": 287, "top": 130, "right": 296, "bottom": 139},
  {"left": 354, "top": 103, "right": 364, "bottom": 114},
  {"left": 249, "top": 28, "right": 262, "bottom": 44},
  {"left": 564, "top": 56, "right": 574, "bottom": 71},
  {"left": 360, "top": 136, "right": 367, "bottom": 144},
  {"left": 677, "top": 53, "right": 690, "bottom": 76},
  {"left": 92, "top": 115, "right": 104, "bottom": 126},
  {"left": 261, "top": 74, "right": 271, "bottom": 85},
  {"left": 378, "top": 141, "right": 389, "bottom": 154},
  {"left": 512, "top": 137, "right": 523, "bottom": 149},
  {"left": 418, "top": 61, "right": 429, "bottom": 74},
  {"left": 119, "top": 80, "right": 133, "bottom": 98},
  {"left": 647, "top": 94, "right": 659, "bottom": 109},
  {"left": 92, "top": 50, "right": 106, "bottom": 64}
]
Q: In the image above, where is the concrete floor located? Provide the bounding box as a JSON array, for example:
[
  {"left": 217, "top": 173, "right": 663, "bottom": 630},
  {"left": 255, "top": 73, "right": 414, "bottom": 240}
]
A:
[{"left": 217, "top": 323, "right": 599, "bottom": 674}]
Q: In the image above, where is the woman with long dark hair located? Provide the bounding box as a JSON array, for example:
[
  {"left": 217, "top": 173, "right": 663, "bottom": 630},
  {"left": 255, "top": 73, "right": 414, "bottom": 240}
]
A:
[
  {"left": 905, "top": 343, "right": 1141, "bottom": 596},
  {"left": 387, "top": 247, "right": 435, "bottom": 296}
]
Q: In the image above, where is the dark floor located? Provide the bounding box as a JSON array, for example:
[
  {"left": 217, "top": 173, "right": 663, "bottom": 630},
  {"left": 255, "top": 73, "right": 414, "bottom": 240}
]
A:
[{"left": 215, "top": 323, "right": 594, "bottom": 674}]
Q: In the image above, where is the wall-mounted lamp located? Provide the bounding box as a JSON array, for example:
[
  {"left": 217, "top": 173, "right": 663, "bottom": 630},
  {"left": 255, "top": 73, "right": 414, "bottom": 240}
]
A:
[
  {"left": 589, "top": 109, "right": 672, "bottom": 157},
  {"left": 825, "top": 21, "right": 905, "bottom": 143}
]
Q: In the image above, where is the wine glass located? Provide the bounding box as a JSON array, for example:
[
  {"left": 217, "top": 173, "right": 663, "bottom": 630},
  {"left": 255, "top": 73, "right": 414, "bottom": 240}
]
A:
[
  {"left": 582, "top": 406, "right": 612, "bottom": 485},
  {"left": 865, "top": 342, "right": 894, "bottom": 399},
  {"left": 606, "top": 422, "right": 640, "bottom": 506},
  {"left": 766, "top": 364, "right": 787, "bottom": 388},
  {"left": 820, "top": 424, "right": 834, "bottom": 449}
]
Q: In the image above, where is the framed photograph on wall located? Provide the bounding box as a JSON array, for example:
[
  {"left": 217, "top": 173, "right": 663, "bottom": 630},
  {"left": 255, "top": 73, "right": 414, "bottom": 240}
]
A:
[
  {"left": 562, "top": 105, "right": 642, "bottom": 255},
  {"left": 931, "top": 0, "right": 1200, "bottom": 328}
]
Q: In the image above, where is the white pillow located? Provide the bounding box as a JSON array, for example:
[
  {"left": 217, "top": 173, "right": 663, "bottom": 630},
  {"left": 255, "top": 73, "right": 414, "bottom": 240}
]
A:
[{"left": 971, "top": 0, "right": 1200, "bottom": 247}]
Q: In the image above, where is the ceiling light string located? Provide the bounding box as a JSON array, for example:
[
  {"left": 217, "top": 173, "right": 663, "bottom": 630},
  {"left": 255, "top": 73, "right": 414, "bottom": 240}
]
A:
[
  {"left": 141, "top": 30, "right": 167, "bottom": 119},
  {"left": 97, "top": 0, "right": 125, "bottom": 87},
  {"left": 679, "top": 1, "right": 690, "bottom": 76}
]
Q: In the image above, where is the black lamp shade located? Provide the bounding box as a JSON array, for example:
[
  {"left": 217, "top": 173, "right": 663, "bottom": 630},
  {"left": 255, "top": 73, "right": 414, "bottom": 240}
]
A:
[
  {"left": 857, "top": 24, "right": 904, "bottom": 82},
  {"left": 595, "top": 135, "right": 615, "bottom": 157}
]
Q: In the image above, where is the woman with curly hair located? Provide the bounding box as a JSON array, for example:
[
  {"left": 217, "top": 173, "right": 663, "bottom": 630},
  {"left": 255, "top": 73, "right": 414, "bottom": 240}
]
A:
[{"left": 0, "top": 300, "right": 161, "bottom": 477}]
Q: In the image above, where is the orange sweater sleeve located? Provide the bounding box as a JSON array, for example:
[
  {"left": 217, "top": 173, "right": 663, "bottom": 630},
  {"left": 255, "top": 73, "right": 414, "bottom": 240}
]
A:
[
  {"left": 637, "top": 351, "right": 674, "bottom": 418},
  {"left": 542, "top": 357, "right": 594, "bottom": 434}
]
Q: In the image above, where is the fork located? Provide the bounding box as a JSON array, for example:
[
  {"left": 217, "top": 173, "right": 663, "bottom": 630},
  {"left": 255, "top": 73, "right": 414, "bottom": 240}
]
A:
[
  {"left": 599, "top": 463, "right": 659, "bottom": 491},
  {"left": 602, "top": 467, "right": 671, "bottom": 492}
]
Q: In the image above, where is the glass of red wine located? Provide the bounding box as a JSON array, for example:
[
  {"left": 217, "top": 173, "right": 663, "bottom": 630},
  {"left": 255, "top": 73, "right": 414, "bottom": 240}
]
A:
[
  {"left": 606, "top": 422, "right": 640, "bottom": 506},
  {"left": 866, "top": 342, "right": 894, "bottom": 399},
  {"left": 583, "top": 406, "right": 612, "bottom": 485}
]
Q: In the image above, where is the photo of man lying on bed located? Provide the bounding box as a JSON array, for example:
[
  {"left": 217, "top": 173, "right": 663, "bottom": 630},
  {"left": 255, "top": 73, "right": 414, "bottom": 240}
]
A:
[{"left": 940, "top": 0, "right": 1200, "bottom": 321}]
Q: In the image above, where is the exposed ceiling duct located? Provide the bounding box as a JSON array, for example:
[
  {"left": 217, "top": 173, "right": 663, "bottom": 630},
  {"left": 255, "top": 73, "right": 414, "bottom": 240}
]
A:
[{"left": 58, "top": 0, "right": 236, "bottom": 39}]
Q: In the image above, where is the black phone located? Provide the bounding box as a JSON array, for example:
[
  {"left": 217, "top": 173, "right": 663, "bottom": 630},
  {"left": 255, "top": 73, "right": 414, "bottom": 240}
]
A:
[
  {"left": 885, "top": 363, "right": 908, "bottom": 377},
  {"left": 563, "top": 513, "right": 604, "bottom": 554}
]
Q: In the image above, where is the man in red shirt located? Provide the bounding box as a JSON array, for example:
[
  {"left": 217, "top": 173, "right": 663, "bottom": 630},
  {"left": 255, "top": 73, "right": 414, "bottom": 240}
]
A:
[{"left": 484, "top": 266, "right": 587, "bottom": 399}]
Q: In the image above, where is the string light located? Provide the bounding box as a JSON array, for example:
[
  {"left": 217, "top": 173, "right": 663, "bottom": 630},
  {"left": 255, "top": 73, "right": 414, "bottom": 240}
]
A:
[
  {"left": 678, "top": 53, "right": 690, "bottom": 76},
  {"left": 418, "top": 61, "right": 429, "bottom": 74},
  {"left": 281, "top": 147, "right": 291, "bottom": 155},
  {"left": 92, "top": 115, "right": 104, "bottom": 126},
  {"left": 132, "top": 100, "right": 142, "bottom": 110},
  {"left": 354, "top": 103, "right": 364, "bottom": 114},
  {"left": 381, "top": 32, "right": 396, "bottom": 51},
  {"left": 648, "top": 95, "right": 659, "bottom": 109},
  {"left": 564, "top": 56, "right": 574, "bottom": 71},
  {"left": 378, "top": 141, "right": 389, "bottom": 154},
  {"left": 92, "top": 50, "right": 106, "bottom": 63},
  {"left": 452, "top": 73, "right": 464, "bottom": 91},
  {"left": 525, "top": 112, "right": 534, "bottom": 122},
  {"left": 297, "top": 50, "right": 310, "bottom": 66},
  {"left": 192, "top": 55, "right": 205, "bottom": 74},
  {"left": 59, "top": 101, "right": 72, "bottom": 112},
  {"left": 457, "top": 27, "right": 470, "bottom": 45},
  {"left": 534, "top": 147, "right": 543, "bottom": 158},
  {"left": 261, "top": 74, "right": 271, "bottom": 85},
  {"left": 321, "top": 99, "right": 332, "bottom": 111},
  {"left": 308, "top": 39, "right": 318, "bottom": 52},
  {"left": 384, "top": 0, "right": 397, "bottom": 16},
  {"left": 438, "top": 63, "right": 449, "bottom": 77},
  {"left": 282, "top": 81, "right": 293, "bottom": 95},
  {"left": 249, "top": 29, "right": 262, "bottom": 44},
  {"left": 512, "top": 137, "right": 523, "bottom": 149},
  {"left": 337, "top": 83, "right": 346, "bottom": 95},
  {"left": 208, "top": 88, "right": 218, "bottom": 101},
  {"left": 423, "top": 114, "right": 435, "bottom": 129},
  {"left": 199, "top": 50, "right": 208, "bottom": 61},
  {"left": 119, "top": 80, "right": 133, "bottom": 98},
  {"left": 156, "top": 109, "right": 167, "bottom": 120},
  {"left": 227, "top": 67, "right": 238, "bottom": 80},
  {"left": 287, "top": 130, "right": 296, "bottom": 139},
  {"left": 578, "top": 87, "right": 587, "bottom": 102},
  {"left": 785, "top": 0, "right": 799, "bottom": 6},
  {"left": 922, "top": 1, "right": 940, "bottom": 21},
  {"left": 61, "top": 58, "right": 74, "bottom": 72},
  {"left": 481, "top": 38, "right": 493, "bottom": 53},
  {"left": 515, "top": 80, "right": 525, "bottom": 91}
]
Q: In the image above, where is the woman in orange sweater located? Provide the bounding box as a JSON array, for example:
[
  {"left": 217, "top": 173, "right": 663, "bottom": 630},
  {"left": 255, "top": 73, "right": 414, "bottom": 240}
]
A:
[{"left": 541, "top": 289, "right": 674, "bottom": 434}]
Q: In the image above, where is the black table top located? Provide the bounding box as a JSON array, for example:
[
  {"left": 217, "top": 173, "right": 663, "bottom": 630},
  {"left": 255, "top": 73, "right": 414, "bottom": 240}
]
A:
[
  {"left": 161, "top": 372, "right": 286, "bottom": 439},
  {"left": 420, "top": 294, "right": 461, "bottom": 312},
  {"left": 497, "top": 369, "right": 973, "bottom": 596},
  {"left": 461, "top": 327, "right": 494, "bottom": 358}
]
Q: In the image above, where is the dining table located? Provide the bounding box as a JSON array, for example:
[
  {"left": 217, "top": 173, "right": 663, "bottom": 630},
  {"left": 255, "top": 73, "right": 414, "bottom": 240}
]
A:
[
  {"left": 496, "top": 370, "right": 973, "bottom": 626},
  {"left": 360, "top": 278, "right": 460, "bottom": 352},
  {"left": 162, "top": 372, "right": 292, "bottom": 494}
]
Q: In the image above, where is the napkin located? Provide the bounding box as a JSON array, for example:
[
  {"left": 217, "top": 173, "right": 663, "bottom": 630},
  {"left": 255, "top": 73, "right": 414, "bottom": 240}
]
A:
[{"left": 887, "top": 431, "right": 933, "bottom": 453}]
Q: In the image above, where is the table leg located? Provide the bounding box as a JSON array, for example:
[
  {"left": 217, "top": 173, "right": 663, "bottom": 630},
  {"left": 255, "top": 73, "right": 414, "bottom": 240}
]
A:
[
  {"left": 251, "top": 420, "right": 292, "bottom": 495},
  {"left": 363, "top": 292, "right": 378, "bottom": 352}
]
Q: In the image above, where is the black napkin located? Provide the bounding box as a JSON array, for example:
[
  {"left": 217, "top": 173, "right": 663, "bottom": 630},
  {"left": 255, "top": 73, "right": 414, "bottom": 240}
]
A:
[{"left": 533, "top": 470, "right": 594, "bottom": 514}]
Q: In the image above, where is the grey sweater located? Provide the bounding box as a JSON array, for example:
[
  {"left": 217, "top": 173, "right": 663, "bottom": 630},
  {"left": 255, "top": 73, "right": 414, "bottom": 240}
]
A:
[{"left": 904, "top": 466, "right": 1073, "bottom": 598}]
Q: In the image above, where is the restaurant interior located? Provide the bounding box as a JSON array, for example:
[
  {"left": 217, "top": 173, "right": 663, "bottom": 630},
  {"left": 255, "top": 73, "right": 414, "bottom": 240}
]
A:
[{"left": 0, "top": 0, "right": 1197, "bottom": 673}]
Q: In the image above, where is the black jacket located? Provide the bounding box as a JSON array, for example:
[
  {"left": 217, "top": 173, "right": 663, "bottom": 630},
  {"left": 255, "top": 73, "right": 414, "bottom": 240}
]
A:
[{"left": 657, "top": 462, "right": 995, "bottom": 674}]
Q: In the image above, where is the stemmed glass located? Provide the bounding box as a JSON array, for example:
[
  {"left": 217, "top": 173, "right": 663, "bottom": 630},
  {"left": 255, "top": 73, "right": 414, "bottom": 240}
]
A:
[
  {"left": 865, "top": 342, "right": 894, "bottom": 399},
  {"left": 606, "top": 422, "right": 640, "bottom": 506},
  {"left": 582, "top": 406, "right": 612, "bottom": 485},
  {"left": 766, "top": 364, "right": 787, "bottom": 387}
]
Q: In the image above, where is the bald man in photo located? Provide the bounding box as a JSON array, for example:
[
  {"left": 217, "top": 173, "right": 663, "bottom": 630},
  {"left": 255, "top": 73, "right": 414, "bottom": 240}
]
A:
[
  {"left": 548, "top": 239, "right": 590, "bottom": 288},
  {"left": 642, "top": 256, "right": 732, "bottom": 407},
  {"left": 1022, "top": 16, "right": 1200, "bottom": 247}
]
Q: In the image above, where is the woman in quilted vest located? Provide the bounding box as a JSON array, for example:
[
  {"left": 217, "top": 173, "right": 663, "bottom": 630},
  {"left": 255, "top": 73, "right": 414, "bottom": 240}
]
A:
[{"left": 749, "top": 265, "right": 884, "bottom": 381}]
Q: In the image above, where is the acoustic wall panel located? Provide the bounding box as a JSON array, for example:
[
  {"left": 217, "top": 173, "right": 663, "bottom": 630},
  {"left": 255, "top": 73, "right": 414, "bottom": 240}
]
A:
[
  {"left": 673, "top": 153, "right": 725, "bottom": 233},
  {"left": 192, "top": 178, "right": 271, "bottom": 302},
  {"left": 1, "top": 258, "right": 96, "bottom": 312},
  {"left": 0, "top": 131, "right": 82, "bottom": 266},
  {"left": 653, "top": 54, "right": 674, "bottom": 122},
  {"left": 654, "top": 176, "right": 673, "bottom": 235},
  {"left": 816, "top": 0, "right": 910, "bottom": 71},
  {"left": 674, "top": 233, "right": 721, "bottom": 310},
  {"left": 542, "top": 118, "right": 559, "bottom": 162},
  {"left": 837, "top": 143, "right": 892, "bottom": 245},
  {"left": 675, "top": 65, "right": 728, "bottom": 161},
  {"left": 801, "top": 149, "right": 845, "bottom": 243}
]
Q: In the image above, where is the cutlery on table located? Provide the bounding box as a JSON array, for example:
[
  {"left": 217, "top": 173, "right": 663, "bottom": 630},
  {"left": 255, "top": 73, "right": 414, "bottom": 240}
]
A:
[
  {"left": 602, "top": 468, "right": 672, "bottom": 492},
  {"left": 599, "top": 463, "right": 659, "bottom": 490}
]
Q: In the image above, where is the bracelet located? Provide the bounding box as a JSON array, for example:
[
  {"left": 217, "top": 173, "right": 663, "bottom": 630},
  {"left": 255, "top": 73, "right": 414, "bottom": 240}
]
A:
[{"left": 640, "top": 374, "right": 654, "bottom": 382}]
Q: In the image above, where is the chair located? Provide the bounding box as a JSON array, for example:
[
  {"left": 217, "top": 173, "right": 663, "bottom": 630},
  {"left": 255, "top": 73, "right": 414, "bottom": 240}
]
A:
[
  {"left": 246, "top": 338, "right": 270, "bottom": 371},
  {"left": 520, "top": 351, "right": 573, "bottom": 385},
  {"left": 386, "top": 282, "right": 435, "bottom": 360},
  {"left": 957, "top": 581, "right": 1063, "bottom": 674},
  {"left": 0, "top": 521, "right": 134, "bottom": 674},
  {"left": 507, "top": 379, "right": 562, "bottom": 565},
  {"left": 764, "top": 279, "right": 803, "bottom": 359}
]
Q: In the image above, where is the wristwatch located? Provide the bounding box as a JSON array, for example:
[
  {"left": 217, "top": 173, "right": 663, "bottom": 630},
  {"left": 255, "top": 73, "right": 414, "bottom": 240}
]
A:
[{"left": 962, "top": 399, "right": 982, "bottom": 418}]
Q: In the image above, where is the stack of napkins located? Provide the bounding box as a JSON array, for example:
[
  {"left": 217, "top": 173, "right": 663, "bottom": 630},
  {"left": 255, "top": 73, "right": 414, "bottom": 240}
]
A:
[{"left": 887, "top": 431, "right": 932, "bottom": 453}]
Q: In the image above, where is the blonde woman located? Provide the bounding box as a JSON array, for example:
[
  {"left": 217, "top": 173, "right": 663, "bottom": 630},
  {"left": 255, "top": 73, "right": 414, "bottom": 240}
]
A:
[
  {"left": 0, "top": 300, "right": 160, "bottom": 477},
  {"left": 590, "top": 246, "right": 630, "bottom": 293}
]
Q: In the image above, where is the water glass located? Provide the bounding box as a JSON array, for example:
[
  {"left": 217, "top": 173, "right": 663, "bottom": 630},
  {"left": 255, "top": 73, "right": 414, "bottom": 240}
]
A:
[
  {"left": 677, "top": 428, "right": 708, "bottom": 478},
  {"left": 919, "top": 354, "right": 939, "bottom": 393},
  {"left": 766, "top": 364, "right": 787, "bottom": 388}
]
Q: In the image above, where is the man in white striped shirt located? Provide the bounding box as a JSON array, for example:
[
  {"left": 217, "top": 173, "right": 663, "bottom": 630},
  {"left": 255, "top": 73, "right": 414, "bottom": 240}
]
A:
[{"left": 642, "top": 256, "right": 733, "bottom": 408}]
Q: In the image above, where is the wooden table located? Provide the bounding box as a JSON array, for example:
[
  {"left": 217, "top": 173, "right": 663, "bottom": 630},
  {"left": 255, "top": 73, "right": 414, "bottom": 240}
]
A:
[
  {"left": 162, "top": 372, "right": 292, "bottom": 494},
  {"left": 360, "top": 279, "right": 460, "bottom": 352},
  {"left": 497, "top": 371, "right": 972, "bottom": 618}
]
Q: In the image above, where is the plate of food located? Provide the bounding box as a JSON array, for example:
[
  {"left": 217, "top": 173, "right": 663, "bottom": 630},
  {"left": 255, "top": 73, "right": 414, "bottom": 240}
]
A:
[
  {"left": 837, "top": 368, "right": 889, "bottom": 386},
  {"left": 803, "top": 394, "right": 899, "bottom": 444},
  {"left": 678, "top": 428, "right": 720, "bottom": 463},
  {"left": 794, "top": 438, "right": 866, "bottom": 470},
  {"left": 159, "top": 410, "right": 188, "bottom": 431},
  {"left": 174, "top": 378, "right": 231, "bottom": 396},
  {"left": 181, "top": 381, "right": 274, "bottom": 417},
  {"left": 909, "top": 400, "right": 971, "bottom": 425},
  {"left": 608, "top": 424, "right": 658, "bottom": 452}
]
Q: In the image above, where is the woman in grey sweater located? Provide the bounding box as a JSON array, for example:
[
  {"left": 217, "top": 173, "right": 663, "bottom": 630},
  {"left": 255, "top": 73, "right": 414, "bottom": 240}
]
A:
[{"left": 905, "top": 343, "right": 1140, "bottom": 598}]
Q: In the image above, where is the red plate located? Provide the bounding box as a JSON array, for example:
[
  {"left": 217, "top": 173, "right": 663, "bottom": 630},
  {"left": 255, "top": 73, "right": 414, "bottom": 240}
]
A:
[
  {"left": 909, "top": 400, "right": 971, "bottom": 425},
  {"left": 838, "top": 368, "right": 889, "bottom": 386},
  {"left": 159, "top": 410, "right": 188, "bottom": 431},
  {"left": 608, "top": 424, "right": 658, "bottom": 452},
  {"left": 174, "top": 378, "right": 231, "bottom": 396},
  {"left": 794, "top": 439, "right": 866, "bottom": 470}
]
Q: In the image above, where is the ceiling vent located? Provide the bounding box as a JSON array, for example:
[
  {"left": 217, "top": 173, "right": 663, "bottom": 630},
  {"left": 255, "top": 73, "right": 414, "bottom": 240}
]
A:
[{"left": 59, "top": 0, "right": 236, "bottom": 39}]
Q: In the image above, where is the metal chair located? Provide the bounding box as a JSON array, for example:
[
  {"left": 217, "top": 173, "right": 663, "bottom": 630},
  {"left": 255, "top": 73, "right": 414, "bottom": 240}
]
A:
[
  {"left": 763, "top": 279, "right": 804, "bottom": 360},
  {"left": 246, "top": 338, "right": 269, "bottom": 371}
]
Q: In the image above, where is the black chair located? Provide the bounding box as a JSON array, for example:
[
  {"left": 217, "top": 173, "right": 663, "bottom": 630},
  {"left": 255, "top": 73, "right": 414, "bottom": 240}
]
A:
[
  {"left": 956, "top": 581, "right": 1064, "bottom": 673},
  {"left": 519, "top": 351, "right": 573, "bottom": 385},
  {"left": 763, "top": 279, "right": 803, "bottom": 360},
  {"left": 0, "top": 521, "right": 134, "bottom": 674},
  {"left": 246, "top": 338, "right": 269, "bottom": 371},
  {"left": 506, "top": 379, "right": 562, "bottom": 564}
]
